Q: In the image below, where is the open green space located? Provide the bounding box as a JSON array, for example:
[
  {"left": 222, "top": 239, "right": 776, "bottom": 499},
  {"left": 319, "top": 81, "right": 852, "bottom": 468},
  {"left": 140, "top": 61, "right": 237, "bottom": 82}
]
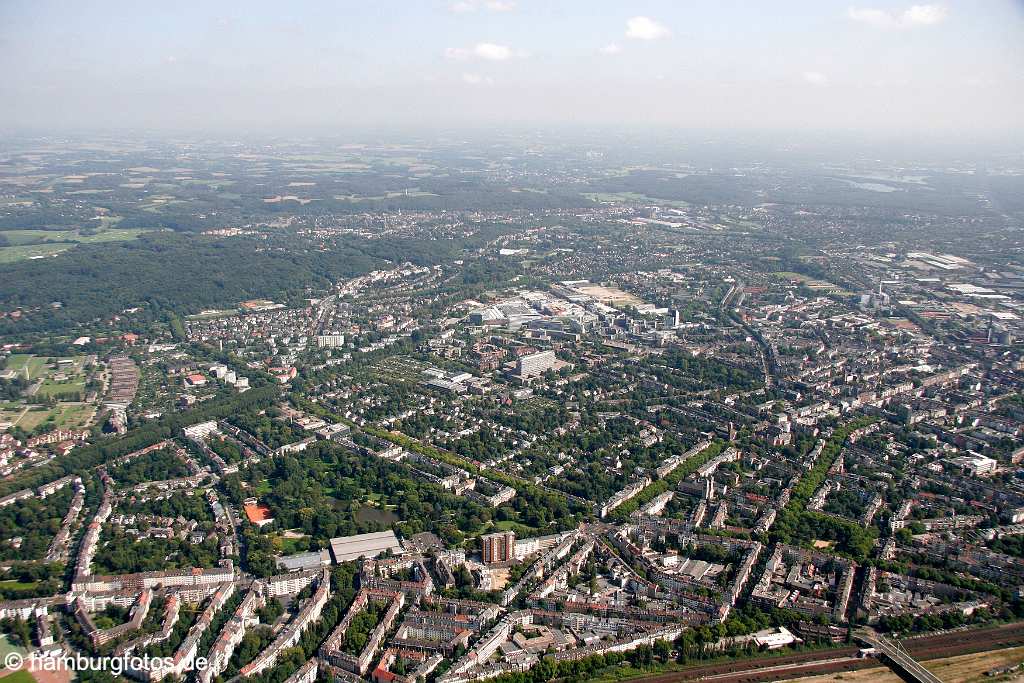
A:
[
  {"left": 35, "top": 379, "right": 86, "bottom": 398},
  {"left": 335, "top": 188, "right": 439, "bottom": 202},
  {"left": 0, "top": 402, "right": 92, "bottom": 432},
  {"left": 0, "top": 669, "right": 35, "bottom": 683},
  {"left": 186, "top": 309, "right": 239, "bottom": 321},
  {"left": 6, "top": 354, "right": 87, "bottom": 384},
  {"left": 772, "top": 271, "right": 849, "bottom": 294},
  {"left": 583, "top": 191, "right": 690, "bottom": 207},
  {"left": 0, "top": 227, "right": 156, "bottom": 263},
  {"left": 5, "top": 355, "right": 50, "bottom": 380}
]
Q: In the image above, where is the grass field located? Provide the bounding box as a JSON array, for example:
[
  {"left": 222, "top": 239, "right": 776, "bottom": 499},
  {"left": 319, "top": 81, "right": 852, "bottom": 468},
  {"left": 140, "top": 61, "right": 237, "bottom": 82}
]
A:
[
  {"left": 47, "top": 403, "right": 93, "bottom": 428},
  {"left": 270, "top": 534, "right": 309, "bottom": 555},
  {"left": 7, "top": 407, "right": 50, "bottom": 431},
  {"left": 6, "top": 354, "right": 86, "bottom": 382},
  {"left": 0, "top": 635, "right": 28, "bottom": 671},
  {"left": 772, "top": 271, "right": 848, "bottom": 294},
  {"left": 5, "top": 355, "right": 50, "bottom": 380},
  {"left": 0, "top": 401, "right": 92, "bottom": 431},
  {"left": 491, "top": 519, "right": 541, "bottom": 535},
  {"left": 35, "top": 380, "right": 86, "bottom": 398},
  {"left": 0, "top": 227, "right": 156, "bottom": 263},
  {"left": 583, "top": 191, "right": 690, "bottom": 208},
  {"left": 186, "top": 309, "right": 239, "bottom": 321},
  {"left": 335, "top": 189, "right": 438, "bottom": 202},
  {"left": 0, "top": 243, "right": 71, "bottom": 263}
]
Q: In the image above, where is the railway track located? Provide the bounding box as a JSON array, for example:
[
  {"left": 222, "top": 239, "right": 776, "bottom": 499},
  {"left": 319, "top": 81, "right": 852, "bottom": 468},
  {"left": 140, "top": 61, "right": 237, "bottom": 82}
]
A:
[
  {"left": 907, "top": 621, "right": 1024, "bottom": 661},
  {"left": 631, "top": 621, "right": 1024, "bottom": 683},
  {"left": 629, "top": 647, "right": 862, "bottom": 683}
]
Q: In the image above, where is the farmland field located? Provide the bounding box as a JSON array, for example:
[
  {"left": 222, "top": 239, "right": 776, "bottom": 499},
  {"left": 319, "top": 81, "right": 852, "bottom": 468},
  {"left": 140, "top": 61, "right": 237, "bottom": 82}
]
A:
[{"left": 0, "top": 227, "right": 157, "bottom": 263}]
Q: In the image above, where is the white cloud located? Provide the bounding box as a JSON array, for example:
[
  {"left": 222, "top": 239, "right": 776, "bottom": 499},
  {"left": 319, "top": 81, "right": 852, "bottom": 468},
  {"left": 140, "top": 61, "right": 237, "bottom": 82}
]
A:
[
  {"left": 474, "top": 42, "right": 513, "bottom": 60},
  {"left": 625, "top": 16, "right": 670, "bottom": 41},
  {"left": 902, "top": 4, "right": 947, "bottom": 25},
  {"left": 445, "top": 47, "right": 471, "bottom": 60},
  {"left": 461, "top": 72, "right": 494, "bottom": 86},
  {"left": 599, "top": 43, "right": 622, "bottom": 55},
  {"left": 847, "top": 7, "right": 898, "bottom": 28},
  {"left": 446, "top": 42, "right": 522, "bottom": 61},
  {"left": 449, "top": 0, "right": 516, "bottom": 13},
  {"left": 802, "top": 71, "right": 829, "bottom": 86},
  {"left": 847, "top": 4, "right": 947, "bottom": 29}
]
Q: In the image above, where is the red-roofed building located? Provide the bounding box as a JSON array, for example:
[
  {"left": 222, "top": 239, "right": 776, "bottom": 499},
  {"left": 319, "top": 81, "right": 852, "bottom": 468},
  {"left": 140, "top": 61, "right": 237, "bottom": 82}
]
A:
[
  {"left": 185, "top": 373, "right": 207, "bottom": 387},
  {"left": 243, "top": 503, "right": 274, "bottom": 527}
]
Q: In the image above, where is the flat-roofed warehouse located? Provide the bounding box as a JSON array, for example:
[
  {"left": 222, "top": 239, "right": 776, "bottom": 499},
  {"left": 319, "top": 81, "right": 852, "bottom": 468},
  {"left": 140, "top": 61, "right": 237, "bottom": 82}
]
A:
[{"left": 329, "top": 530, "right": 402, "bottom": 563}]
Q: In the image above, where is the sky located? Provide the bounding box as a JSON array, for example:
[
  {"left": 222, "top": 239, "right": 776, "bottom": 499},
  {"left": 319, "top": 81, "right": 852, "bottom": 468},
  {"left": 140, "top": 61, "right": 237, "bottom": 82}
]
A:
[{"left": 1, "top": 0, "right": 1023, "bottom": 140}]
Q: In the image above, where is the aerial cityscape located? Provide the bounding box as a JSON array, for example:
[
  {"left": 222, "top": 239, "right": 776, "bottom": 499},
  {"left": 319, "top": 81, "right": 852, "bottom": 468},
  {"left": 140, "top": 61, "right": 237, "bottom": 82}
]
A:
[{"left": 0, "top": 3, "right": 1022, "bottom": 683}]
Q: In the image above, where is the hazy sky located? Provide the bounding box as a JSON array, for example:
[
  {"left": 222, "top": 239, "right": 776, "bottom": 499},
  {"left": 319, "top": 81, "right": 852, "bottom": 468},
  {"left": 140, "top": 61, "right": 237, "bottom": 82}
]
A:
[{"left": 2, "top": 0, "right": 1023, "bottom": 139}]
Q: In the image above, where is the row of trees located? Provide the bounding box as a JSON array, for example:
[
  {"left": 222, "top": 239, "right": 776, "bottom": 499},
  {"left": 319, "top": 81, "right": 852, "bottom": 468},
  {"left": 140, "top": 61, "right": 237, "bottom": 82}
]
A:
[
  {"left": 767, "top": 418, "right": 879, "bottom": 562},
  {"left": 609, "top": 440, "right": 725, "bottom": 521},
  {"left": 486, "top": 603, "right": 826, "bottom": 683},
  {"left": 0, "top": 383, "right": 278, "bottom": 498}
]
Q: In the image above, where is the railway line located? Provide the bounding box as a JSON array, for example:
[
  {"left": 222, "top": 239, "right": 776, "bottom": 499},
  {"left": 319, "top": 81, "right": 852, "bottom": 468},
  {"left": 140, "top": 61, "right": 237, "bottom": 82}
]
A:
[
  {"left": 630, "top": 621, "right": 1024, "bottom": 683},
  {"left": 906, "top": 621, "right": 1024, "bottom": 660}
]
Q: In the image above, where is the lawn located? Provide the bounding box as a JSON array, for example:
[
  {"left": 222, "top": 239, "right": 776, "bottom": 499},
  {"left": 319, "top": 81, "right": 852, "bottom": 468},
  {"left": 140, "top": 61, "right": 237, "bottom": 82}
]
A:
[
  {"left": 270, "top": 534, "right": 310, "bottom": 555},
  {"left": 48, "top": 403, "right": 94, "bottom": 429},
  {"left": 2, "top": 229, "right": 87, "bottom": 245},
  {"left": 186, "top": 309, "right": 238, "bottom": 321},
  {"left": 0, "top": 243, "right": 71, "bottom": 263},
  {"left": 2, "top": 403, "right": 92, "bottom": 432},
  {"left": 772, "top": 271, "right": 849, "bottom": 294},
  {"left": 0, "top": 227, "right": 156, "bottom": 263},
  {"left": 63, "top": 402, "right": 92, "bottom": 423},
  {"left": 6, "top": 355, "right": 85, "bottom": 381},
  {"left": 0, "top": 635, "right": 28, "bottom": 671},
  {"left": 334, "top": 189, "right": 438, "bottom": 202},
  {"left": 35, "top": 380, "right": 86, "bottom": 398},
  {"left": 5, "top": 355, "right": 49, "bottom": 380},
  {"left": 10, "top": 407, "right": 50, "bottom": 431},
  {"left": 488, "top": 518, "right": 542, "bottom": 537},
  {"left": 582, "top": 191, "right": 690, "bottom": 208},
  {"left": 0, "top": 580, "right": 39, "bottom": 590}
]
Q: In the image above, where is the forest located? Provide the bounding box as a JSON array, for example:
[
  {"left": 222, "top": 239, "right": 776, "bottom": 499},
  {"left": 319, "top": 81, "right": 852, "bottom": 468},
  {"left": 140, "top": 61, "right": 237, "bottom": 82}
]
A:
[{"left": 0, "top": 232, "right": 385, "bottom": 334}]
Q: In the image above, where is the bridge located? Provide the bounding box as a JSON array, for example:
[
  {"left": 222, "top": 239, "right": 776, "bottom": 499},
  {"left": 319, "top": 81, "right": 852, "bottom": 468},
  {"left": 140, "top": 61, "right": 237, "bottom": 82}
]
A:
[{"left": 856, "top": 629, "right": 943, "bottom": 683}]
